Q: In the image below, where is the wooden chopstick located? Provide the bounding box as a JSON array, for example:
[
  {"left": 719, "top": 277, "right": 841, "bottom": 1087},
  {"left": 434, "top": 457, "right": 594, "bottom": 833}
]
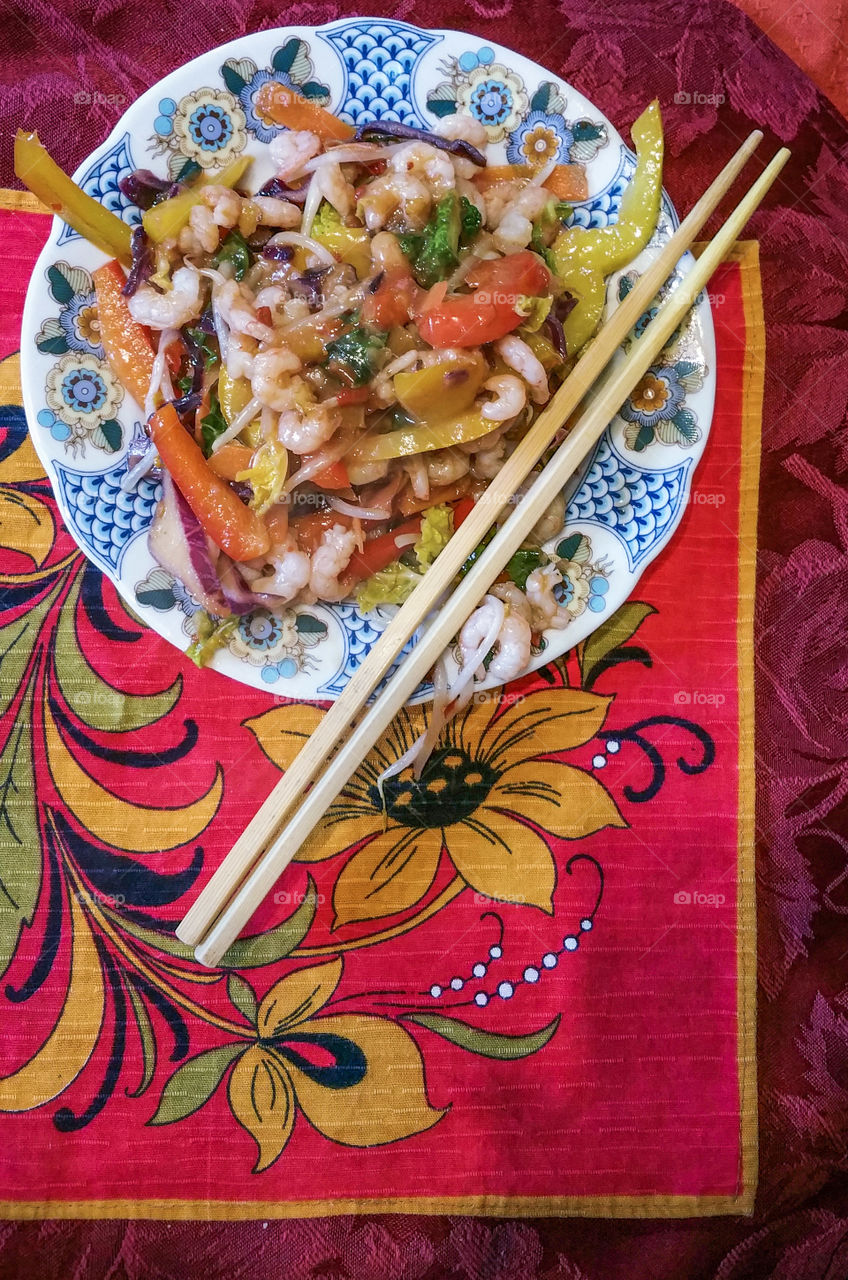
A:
[{"left": 179, "top": 131, "right": 772, "bottom": 961}]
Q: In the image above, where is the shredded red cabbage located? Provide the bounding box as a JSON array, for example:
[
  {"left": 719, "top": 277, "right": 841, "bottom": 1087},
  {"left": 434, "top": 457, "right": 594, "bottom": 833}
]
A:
[
  {"left": 121, "top": 226, "right": 154, "bottom": 297},
  {"left": 149, "top": 475, "right": 229, "bottom": 615},
  {"left": 260, "top": 242, "right": 295, "bottom": 263},
  {"left": 171, "top": 390, "right": 203, "bottom": 416},
  {"left": 290, "top": 266, "right": 330, "bottom": 310},
  {"left": 545, "top": 312, "right": 567, "bottom": 358},
  {"left": 195, "top": 307, "right": 217, "bottom": 334},
  {"left": 352, "top": 120, "right": 486, "bottom": 166},
  {"left": 181, "top": 330, "right": 206, "bottom": 394},
  {"left": 150, "top": 475, "right": 278, "bottom": 616},
  {"left": 118, "top": 169, "right": 177, "bottom": 210},
  {"left": 546, "top": 295, "right": 577, "bottom": 358},
  {"left": 256, "top": 176, "right": 309, "bottom": 204}
]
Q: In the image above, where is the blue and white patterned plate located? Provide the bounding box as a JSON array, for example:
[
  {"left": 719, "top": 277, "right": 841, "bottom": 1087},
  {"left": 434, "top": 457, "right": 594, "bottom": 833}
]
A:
[{"left": 20, "top": 19, "right": 715, "bottom": 701}]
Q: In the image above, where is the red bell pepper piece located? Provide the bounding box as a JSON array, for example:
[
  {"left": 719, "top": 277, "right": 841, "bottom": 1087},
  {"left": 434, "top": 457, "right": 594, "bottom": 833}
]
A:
[
  {"left": 361, "top": 268, "right": 421, "bottom": 329},
  {"left": 311, "top": 459, "right": 351, "bottom": 490},
  {"left": 417, "top": 251, "right": 551, "bottom": 349},
  {"left": 345, "top": 516, "right": 424, "bottom": 583}
]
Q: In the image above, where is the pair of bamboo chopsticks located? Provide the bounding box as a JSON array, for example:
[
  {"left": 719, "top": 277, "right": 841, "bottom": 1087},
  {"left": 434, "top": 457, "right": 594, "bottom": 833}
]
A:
[{"left": 179, "top": 130, "right": 788, "bottom": 968}]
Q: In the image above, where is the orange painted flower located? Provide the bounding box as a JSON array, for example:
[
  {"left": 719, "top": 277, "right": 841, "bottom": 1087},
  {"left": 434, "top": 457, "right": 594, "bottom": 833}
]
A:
[
  {"left": 630, "top": 372, "right": 671, "bottom": 416},
  {"left": 245, "top": 687, "right": 626, "bottom": 928},
  {"left": 518, "top": 122, "right": 562, "bottom": 168}
]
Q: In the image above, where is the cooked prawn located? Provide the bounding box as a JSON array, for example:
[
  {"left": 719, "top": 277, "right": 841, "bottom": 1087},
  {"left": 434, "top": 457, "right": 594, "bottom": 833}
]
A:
[
  {"left": 525, "top": 564, "right": 570, "bottom": 630},
  {"left": 200, "top": 185, "right": 242, "bottom": 228},
  {"left": 250, "top": 348, "right": 303, "bottom": 412},
  {"left": 251, "top": 195, "right": 302, "bottom": 227},
  {"left": 181, "top": 204, "right": 219, "bottom": 255},
  {"left": 271, "top": 129, "right": 321, "bottom": 179},
  {"left": 309, "top": 523, "right": 359, "bottom": 601},
  {"left": 491, "top": 183, "right": 550, "bottom": 254},
  {"left": 358, "top": 172, "right": 431, "bottom": 232},
  {"left": 470, "top": 435, "right": 508, "bottom": 480},
  {"left": 435, "top": 115, "right": 489, "bottom": 150},
  {"left": 216, "top": 280, "right": 276, "bottom": 343},
  {"left": 496, "top": 335, "right": 550, "bottom": 404},
  {"left": 127, "top": 266, "right": 203, "bottom": 330},
  {"left": 487, "top": 611, "right": 532, "bottom": 681},
  {"left": 248, "top": 540, "right": 312, "bottom": 601},
  {"left": 389, "top": 142, "right": 456, "bottom": 197},
  {"left": 425, "top": 447, "right": 469, "bottom": 486},
  {"left": 529, "top": 492, "right": 566, "bottom": 544},
  {"left": 369, "top": 230, "right": 409, "bottom": 272},
  {"left": 480, "top": 374, "right": 527, "bottom": 421},
  {"left": 225, "top": 330, "right": 257, "bottom": 381},
  {"left": 459, "top": 596, "right": 532, "bottom": 682},
  {"left": 459, "top": 596, "right": 506, "bottom": 677}
]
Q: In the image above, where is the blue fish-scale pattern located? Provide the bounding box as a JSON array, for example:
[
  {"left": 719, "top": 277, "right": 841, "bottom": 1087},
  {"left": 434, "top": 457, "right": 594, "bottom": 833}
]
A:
[
  {"left": 57, "top": 133, "right": 140, "bottom": 246},
  {"left": 566, "top": 436, "right": 692, "bottom": 570},
  {"left": 567, "top": 147, "right": 633, "bottom": 230},
  {"left": 321, "top": 20, "right": 439, "bottom": 126},
  {"left": 53, "top": 462, "right": 160, "bottom": 571},
  {"left": 319, "top": 602, "right": 426, "bottom": 697}
]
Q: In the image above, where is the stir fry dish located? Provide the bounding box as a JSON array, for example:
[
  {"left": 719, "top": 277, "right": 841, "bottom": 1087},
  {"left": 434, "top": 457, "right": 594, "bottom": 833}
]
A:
[{"left": 16, "top": 90, "right": 663, "bottom": 687}]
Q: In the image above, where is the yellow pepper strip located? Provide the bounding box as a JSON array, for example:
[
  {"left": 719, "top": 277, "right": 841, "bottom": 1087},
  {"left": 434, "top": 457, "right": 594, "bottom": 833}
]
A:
[
  {"left": 218, "top": 367, "right": 262, "bottom": 446},
  {"left": 522, "top": 328, "right": 563, "bottom": 372},
  {"left": 14, "top": 130, "right": 133, "bottom": 265},
  {"left": 143, "top": 156, "right": 252, "bottom": 243},
  {"left": 312, "top": 220, "right": 372, "bottom": 278},
  {"left": 349, "top": 409, "right": 497, "bottom": 462},
  {"left": 550, "top": 100, "right": 664, "bottom": 355},
  {"left": 393, "top": 353, "right": 487, "bottom": 423}
]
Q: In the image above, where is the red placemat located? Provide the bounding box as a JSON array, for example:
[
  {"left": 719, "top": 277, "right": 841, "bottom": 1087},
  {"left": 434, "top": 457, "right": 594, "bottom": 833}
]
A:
[{"left": 0, "top": 192, "right": 760, "bottom": 1217}]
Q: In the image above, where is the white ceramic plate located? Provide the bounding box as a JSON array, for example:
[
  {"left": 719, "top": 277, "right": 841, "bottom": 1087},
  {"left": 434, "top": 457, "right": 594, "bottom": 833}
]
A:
[{"left": 20, "top": 18, "right": 715, "bottom": 700}]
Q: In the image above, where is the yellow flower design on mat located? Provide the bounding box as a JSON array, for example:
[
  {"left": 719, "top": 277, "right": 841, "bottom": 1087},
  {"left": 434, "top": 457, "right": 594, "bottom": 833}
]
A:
[
  {"left": 245, "top": 687, "right": 626, "bottom": 927},
  {"left": 150, "top": 957, "right": 445, "bottom": 1172}
]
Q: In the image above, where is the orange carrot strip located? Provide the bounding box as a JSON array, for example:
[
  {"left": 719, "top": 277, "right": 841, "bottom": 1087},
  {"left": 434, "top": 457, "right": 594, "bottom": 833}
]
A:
[
  {"left": 254, "top": 83, "right": 354, "bottom": 141},
  {"left": 92, "top": 260, "right": 157, "bottom": 409},
  {"left": 206, "top": 442, "right": 255, "bottom": 481},
  {"left": 543, "top": 164, "right": 588, "bottom": 201},
  {"left": 149, "top": 404, "right": 269, "bottom": 562},
  {"left": 473, "top": 162, "right": 587, "bottom": 202}
]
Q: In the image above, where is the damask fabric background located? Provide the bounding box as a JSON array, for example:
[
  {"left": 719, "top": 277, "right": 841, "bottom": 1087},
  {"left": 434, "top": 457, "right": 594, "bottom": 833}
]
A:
[{"left": 1, "top": 1, "right": 847, "bottom": 1279}]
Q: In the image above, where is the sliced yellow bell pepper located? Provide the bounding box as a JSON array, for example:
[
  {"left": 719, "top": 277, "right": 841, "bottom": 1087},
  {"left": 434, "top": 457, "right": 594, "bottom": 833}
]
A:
[
  {"left": 350, "top": 408, "right": 497, "bottom": 462},
  {"left": 142, "top": 155, "right": 252, "bottom": 243},
  {"left": 311, "top": 217, "right": 372, "bottom": 278},
  {"left": 15, "top": 130, "right": 133, "bottom": 265},
  {"left": 278, "top": 314, "right": 345, "bottom": 363},
  {"left": 522, "top": 328, "right": 563, "bottom": 372},
  {"left": 218, "top": 367, "right": 262, "bottom": 446},
  {"left": 550, "top": 100, "right": 664, "bottom": 356},
  {"left": 393, "top": 353, "right": 487, "bottom": 423},
  {"left": 388, "top": 325, "right": 418, "bottom": 356}
]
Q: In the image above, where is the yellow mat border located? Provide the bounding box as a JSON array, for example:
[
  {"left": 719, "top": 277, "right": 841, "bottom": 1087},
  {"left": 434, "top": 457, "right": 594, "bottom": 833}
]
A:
[{"left": 0, "top": 199, "right": 761, "bottom": 1219}]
